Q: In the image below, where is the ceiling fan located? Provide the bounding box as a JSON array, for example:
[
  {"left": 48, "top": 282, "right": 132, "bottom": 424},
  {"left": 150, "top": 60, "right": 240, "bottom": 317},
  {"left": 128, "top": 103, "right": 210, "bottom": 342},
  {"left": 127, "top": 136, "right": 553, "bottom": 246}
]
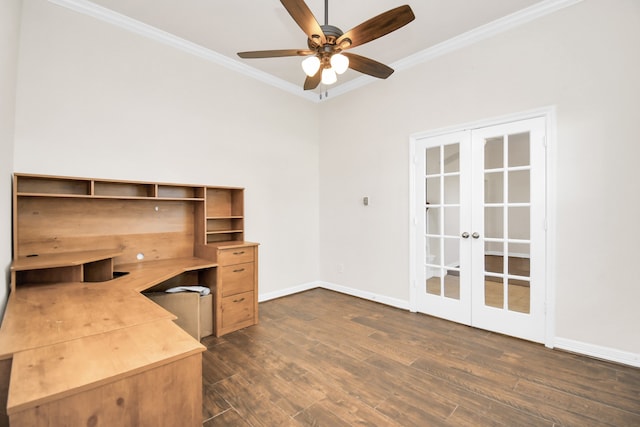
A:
[{"left": 237, "top": 0, "right": 415, "bottom": 90}]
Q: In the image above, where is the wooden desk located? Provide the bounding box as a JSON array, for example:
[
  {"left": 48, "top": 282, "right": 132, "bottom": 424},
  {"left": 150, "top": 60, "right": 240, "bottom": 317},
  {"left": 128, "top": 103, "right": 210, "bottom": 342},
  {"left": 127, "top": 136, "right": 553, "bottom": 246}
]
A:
[
  {"left": 5, "top": 174, "right": 260, "bottom": 426},
  {"left": 0, "top": 257, "right": 215, "bottom": 427}
]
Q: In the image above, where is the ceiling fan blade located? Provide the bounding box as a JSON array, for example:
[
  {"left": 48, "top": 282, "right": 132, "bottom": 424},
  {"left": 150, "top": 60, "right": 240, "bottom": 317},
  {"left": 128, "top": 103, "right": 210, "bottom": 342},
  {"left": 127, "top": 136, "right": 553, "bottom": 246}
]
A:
[
  {"left": 343, "top": 52, "right": 394, "bottom": 79},
  {"left": 337, "top": 5, "right": 415, "bottom": 50},
  {"left": 303, "top": 68, "right": 321, "bottom": 90},
  {"left": 281, "top": 0, "right": 326, "bottom": 45},
  {"left": 238, "top": 49, "right": 314, "bottom": 59}
]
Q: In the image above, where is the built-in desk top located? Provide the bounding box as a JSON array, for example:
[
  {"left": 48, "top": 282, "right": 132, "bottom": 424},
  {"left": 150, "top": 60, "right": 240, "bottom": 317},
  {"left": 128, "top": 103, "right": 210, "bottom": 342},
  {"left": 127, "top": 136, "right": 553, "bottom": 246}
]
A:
[
  {"left": 0, "top": 257, "right": 215, "bottom": 415},
  {"left": 8, "top": 319, "right": 202, "bottom": 415}
]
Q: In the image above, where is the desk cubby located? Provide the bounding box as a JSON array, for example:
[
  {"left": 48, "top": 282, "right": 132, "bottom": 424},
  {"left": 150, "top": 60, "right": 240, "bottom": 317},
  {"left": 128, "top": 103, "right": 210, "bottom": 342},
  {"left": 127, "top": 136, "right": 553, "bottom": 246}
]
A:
[
  {"left": 11, "top": 249, "right": 121, "bottom": 289},
  {"left": 93, "top": 180, "right": 155, "bottom": 198},
  {"left": 16, "top": 175, "right": 91, "bottom": 196}
]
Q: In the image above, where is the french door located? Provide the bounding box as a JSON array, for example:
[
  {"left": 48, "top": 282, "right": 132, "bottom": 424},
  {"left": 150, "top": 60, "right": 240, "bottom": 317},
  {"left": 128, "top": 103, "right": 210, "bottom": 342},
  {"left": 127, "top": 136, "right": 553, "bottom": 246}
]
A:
[{"left": 412, "top": 117, "right": 547, "bottom": 343}]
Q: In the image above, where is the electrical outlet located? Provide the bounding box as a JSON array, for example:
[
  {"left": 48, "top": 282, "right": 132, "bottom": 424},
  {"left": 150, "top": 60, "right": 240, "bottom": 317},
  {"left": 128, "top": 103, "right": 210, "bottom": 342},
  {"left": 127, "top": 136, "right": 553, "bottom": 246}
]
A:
[{"left": 337, "top": 264, "right": 344, "bottom": 273}]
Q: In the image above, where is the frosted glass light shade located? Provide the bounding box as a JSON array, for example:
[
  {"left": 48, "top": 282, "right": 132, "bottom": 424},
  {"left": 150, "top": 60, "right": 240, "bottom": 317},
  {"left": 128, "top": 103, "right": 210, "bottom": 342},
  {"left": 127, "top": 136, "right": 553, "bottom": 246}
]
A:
[
  {"left": 330, "top": 53, "right": 349, "bottom": 74},
  {"left": 321, "top": 67, "right": 337, "bottom": 85},
  {"left": 301, "top": 56, "right": 321, "bottom": 77}
]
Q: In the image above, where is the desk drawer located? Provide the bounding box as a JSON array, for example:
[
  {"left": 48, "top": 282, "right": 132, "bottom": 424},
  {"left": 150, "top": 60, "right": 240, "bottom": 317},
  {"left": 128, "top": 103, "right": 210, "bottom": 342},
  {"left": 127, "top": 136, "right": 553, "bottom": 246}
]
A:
[
  {"left": 221, "top": 291, "right": 254, "bottom": 330},
  {"left": 218, "top": 247, "right": 254, "bottom": 266},
  {"left": 220, "top": 262, "right": 254, "bottom": 296}
]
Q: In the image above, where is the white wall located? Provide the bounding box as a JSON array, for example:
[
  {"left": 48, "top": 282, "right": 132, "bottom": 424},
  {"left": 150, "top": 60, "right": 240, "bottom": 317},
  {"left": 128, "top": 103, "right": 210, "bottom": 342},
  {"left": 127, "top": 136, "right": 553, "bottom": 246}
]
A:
[
  {"left": 13, "top": 0, "right": 321, "bottom": 297},
  {"left": 8, "top": 0, "right": 639, "bottom": 361},
  {"left": 319, "top": 0, "right": 640, "bottom": 355},
  {"left": 0, "top": 0, "right": 22, "bottom": 320}
]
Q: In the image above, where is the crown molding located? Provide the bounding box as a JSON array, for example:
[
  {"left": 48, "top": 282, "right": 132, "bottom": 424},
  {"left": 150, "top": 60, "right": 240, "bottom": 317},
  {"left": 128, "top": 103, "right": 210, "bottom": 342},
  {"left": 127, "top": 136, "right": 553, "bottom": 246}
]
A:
[
  {"left": 395, "top": 0, "right": 583, "bottom": 72},
  {"left": 48, "top": 0, "right": 319, "bottom": 102},
  {"left": 49, "top": 0, "right": 581, "bottom": 103},
  {"left": 327, "top": 0, "right": 583, "bottom": 99}
]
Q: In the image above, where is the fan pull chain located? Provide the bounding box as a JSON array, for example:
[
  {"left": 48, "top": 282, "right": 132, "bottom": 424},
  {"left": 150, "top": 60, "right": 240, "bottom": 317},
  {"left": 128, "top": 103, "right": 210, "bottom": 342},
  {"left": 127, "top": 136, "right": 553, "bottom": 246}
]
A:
[{"left": 318, "top": 86, "right": 329, "bottom": 100}]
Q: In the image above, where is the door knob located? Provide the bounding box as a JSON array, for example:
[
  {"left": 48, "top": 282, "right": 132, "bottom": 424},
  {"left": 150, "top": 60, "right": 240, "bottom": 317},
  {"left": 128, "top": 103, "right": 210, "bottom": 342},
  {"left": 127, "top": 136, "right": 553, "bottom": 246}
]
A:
[
  {"left": 461, "top": 232, "right": 470, "bottom": 239},
  {"left": 472, "top": 232, "right": 480, "bottom": 239}
]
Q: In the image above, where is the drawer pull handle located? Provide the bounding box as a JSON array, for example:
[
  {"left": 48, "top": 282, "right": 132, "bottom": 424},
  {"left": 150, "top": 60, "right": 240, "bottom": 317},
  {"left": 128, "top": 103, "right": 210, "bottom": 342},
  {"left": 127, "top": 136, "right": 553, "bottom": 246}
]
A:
[
  {"left": 233, "top": 251, "right": 245, "bottom": 255},
  {"left": 233, "top": 268, "right": 245, "bottom": 273},
  {"left": 233, "top": 297, "right": 245, "bottom": 303}
]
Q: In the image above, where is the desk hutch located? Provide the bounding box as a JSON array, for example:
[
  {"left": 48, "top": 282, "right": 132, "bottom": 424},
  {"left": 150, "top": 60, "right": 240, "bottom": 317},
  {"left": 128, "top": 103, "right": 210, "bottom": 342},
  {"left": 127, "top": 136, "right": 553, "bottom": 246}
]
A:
[{"left": 0, "top": 173, "right": 259, "bottom": 426}]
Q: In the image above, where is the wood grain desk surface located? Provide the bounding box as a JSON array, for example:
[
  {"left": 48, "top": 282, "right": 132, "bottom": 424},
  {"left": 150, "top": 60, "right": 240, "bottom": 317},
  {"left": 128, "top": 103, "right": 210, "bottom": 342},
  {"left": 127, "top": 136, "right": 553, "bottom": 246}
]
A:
[
  {"left": 0, "top": 257, "right": 214, "bottom": 414},
  {"left": 7, "top": 320, "right": 203, "bottom": 415}
]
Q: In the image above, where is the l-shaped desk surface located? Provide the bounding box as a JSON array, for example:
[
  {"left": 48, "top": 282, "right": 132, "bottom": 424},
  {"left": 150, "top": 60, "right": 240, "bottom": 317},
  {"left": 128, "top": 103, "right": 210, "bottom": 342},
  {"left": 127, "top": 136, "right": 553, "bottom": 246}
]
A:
[{"left": 0, "top": 256, "right": 215, "bottom": 417}]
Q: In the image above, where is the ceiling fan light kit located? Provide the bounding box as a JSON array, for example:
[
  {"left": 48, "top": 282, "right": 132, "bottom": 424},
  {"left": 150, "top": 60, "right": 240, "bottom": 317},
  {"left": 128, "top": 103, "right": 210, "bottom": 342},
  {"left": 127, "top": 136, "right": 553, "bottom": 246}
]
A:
[
  {"left": 321, "top": 67, "right": 337, "bottom": 85},
  {"left": 301, "top": 56, "right": 321, "bottom": 77},
  {"left": 237, "top": 0, "right": 415, "bottom": 91},
  {"left": 330, "top": 53, "right": 349, "bottom": 74}
]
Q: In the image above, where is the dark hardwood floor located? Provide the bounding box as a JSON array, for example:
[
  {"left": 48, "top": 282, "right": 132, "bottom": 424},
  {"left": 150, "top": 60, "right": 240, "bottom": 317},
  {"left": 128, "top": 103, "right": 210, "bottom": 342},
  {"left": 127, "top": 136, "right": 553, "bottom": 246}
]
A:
[{"left": 201, "top": 288, "right": 640, "bottom": 426}]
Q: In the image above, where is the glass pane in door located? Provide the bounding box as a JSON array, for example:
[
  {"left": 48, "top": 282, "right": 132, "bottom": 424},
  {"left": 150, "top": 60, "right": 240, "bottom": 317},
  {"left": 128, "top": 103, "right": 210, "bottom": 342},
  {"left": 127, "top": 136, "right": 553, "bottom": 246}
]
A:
[
  {"left": 508, "top": 170, "right": 530, "bottom": 203},
  {"left": 484, "top": 276, "right": 504, "bottom": 309},
  {"left": 508, "top": 133, "right": 530, "bottom": 167},
  {"left": 444, "top": 268, "right": 460, "bottom": 298},
  {"left": 426, "top": 146, "right": 440, "bottom": 175},
  {"left": 426, "top": 178, "right": 440, "bottom": 207},
  {"left": 443, "top": 144, "right": 460, "bottom": 173},
  {"left": 484, "top": 172, "right": 504, "bottom": 203},
  {"left": 507, "top": 242, "right": 530, "bottom": 313},
  {"left": 484, "top": 207, "right": 504, "bottom": 239},
  {"left": 484, "top": 137, "right": 503, "bottom": 169}
]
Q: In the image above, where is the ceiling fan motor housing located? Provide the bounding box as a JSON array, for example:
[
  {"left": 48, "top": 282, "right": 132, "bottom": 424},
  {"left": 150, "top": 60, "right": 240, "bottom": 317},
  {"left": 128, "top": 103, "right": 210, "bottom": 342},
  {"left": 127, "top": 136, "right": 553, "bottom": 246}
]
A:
[{"left": 308, "top": 24, "right": 343, "bottom": 48}]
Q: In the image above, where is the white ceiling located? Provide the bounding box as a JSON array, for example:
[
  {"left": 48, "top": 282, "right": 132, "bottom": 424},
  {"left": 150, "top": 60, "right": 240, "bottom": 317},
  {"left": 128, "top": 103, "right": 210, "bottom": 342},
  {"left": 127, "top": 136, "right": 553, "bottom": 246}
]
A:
[{"left": 56, "top": 0, "right": 568, "bottom": 96}]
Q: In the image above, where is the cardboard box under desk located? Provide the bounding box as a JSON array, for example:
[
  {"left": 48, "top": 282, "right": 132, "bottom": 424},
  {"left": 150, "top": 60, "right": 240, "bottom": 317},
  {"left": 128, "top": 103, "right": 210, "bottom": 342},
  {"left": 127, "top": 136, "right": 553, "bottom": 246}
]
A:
[{"left": 145, "top": 292, "right": 213, "bottom": 341}]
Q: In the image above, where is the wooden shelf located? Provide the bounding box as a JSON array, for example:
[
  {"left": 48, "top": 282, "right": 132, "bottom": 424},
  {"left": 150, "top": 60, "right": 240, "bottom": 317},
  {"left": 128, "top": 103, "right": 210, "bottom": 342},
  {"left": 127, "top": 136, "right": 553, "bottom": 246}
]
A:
[
  {"left": 157, "top": 184, "right": 204, "bottom": 199},
  {"left": 16, "top": 175, "right": 91, "bottom": 196},
  {"left": 206, "top": 188, "right": 244, "bottom": 218},
  {"left": 15, "top": 194, "right": 206, "bottom": 203},
  {"left": 207, "top": 230, "right": 244, "bottom": 235},
  {"left": 15, "top": 174, "right": 206, "bottom": 201},
  {"left": 94, "top": 180, "right": 155, "bottom": 198}
]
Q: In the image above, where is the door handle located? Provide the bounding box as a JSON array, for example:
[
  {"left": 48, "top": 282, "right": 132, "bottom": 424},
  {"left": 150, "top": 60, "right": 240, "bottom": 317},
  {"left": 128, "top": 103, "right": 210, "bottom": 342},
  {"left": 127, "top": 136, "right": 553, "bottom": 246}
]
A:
[
  {"left": 472, "top": 232, "right": 480, "bottom": 239},
  {"left": 461, "top": 232, "right": 470, "bottom": 239}
]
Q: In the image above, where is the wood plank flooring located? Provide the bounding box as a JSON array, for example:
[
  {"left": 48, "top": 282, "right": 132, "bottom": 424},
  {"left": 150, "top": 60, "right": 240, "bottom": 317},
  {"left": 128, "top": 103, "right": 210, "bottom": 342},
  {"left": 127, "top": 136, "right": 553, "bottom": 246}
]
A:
[{"left": 201, "top": 288, "right": 640, "bottom": 426}]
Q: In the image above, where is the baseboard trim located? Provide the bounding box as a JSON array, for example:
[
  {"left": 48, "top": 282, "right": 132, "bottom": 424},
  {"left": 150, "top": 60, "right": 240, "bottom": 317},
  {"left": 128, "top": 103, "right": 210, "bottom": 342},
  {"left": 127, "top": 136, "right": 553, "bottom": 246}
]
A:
[
  {"left": 259, "top": 281, "right": 409, "bottom": 310},
  {"left": 554, "top": 337, "right": 640, "bottom": 368},
  {"left": 258, "top": 281, "right": 321, "bottom": 303},
  {"left": 319, "top": 282, "right": 411, "bottom": 311}
]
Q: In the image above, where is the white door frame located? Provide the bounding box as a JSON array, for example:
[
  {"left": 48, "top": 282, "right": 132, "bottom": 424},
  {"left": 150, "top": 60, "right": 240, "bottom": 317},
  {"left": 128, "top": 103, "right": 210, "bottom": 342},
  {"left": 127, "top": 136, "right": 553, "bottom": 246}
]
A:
[{"left": 409, "top": 106, "right": 557, "bottom": 349}]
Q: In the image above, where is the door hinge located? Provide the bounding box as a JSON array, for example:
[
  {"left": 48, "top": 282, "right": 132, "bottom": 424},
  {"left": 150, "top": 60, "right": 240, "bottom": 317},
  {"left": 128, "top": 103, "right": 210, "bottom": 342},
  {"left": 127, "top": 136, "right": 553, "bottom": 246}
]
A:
[
  {"left": 542, "top": 135, "right": 547, "bottom": 148},
  {"left": 544, "top": 218, "right": 548, "bottom": 231}
]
